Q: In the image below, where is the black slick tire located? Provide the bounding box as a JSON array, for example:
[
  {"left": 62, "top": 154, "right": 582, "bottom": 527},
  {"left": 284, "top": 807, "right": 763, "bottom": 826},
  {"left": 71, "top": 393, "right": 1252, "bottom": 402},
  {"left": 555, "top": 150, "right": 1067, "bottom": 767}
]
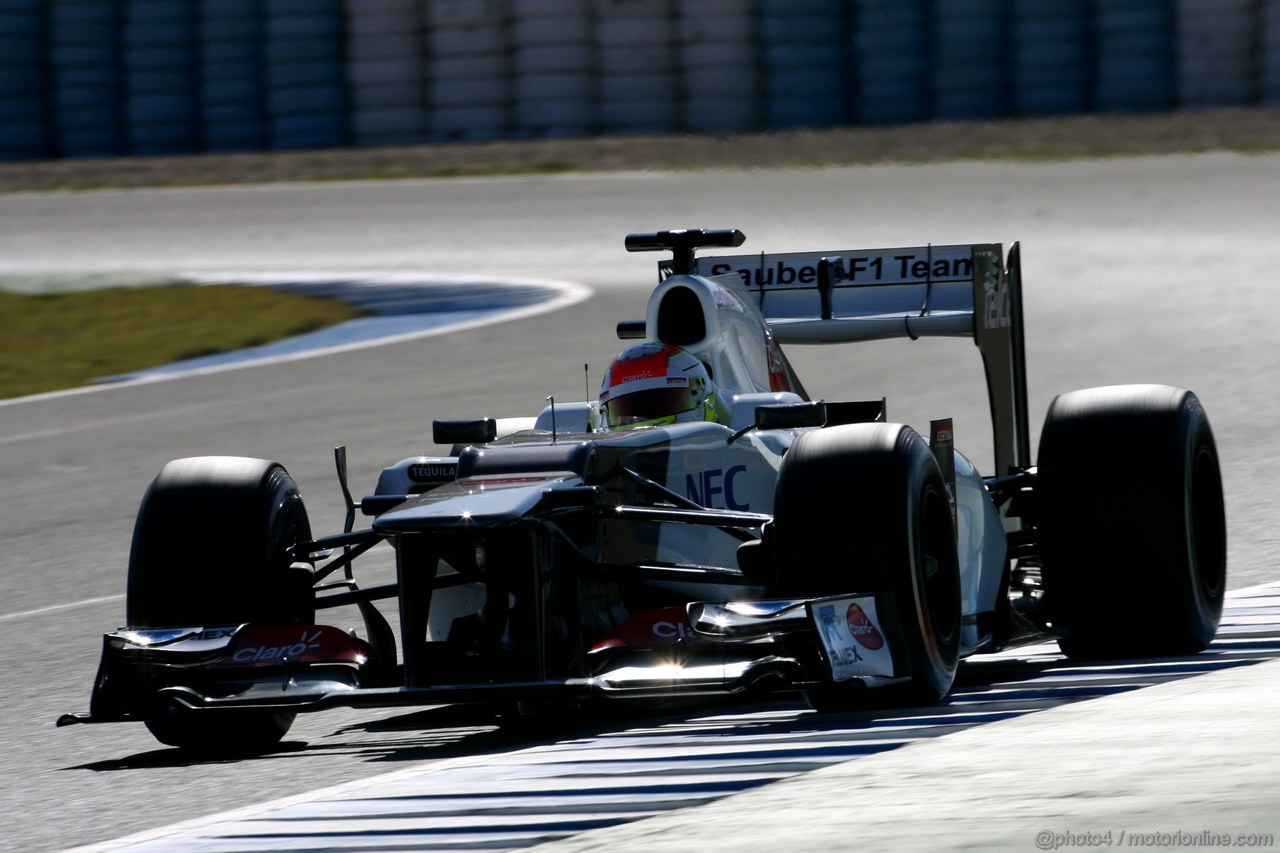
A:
[
  {"left": 772, "top": 423, "right": 962, "bottom": 710},
  {"left": 127, "top": 456, "right": 314, "bottom": 753},
  {"left": 1037, "top": 385, "right": 1226, "bottom": 660}
]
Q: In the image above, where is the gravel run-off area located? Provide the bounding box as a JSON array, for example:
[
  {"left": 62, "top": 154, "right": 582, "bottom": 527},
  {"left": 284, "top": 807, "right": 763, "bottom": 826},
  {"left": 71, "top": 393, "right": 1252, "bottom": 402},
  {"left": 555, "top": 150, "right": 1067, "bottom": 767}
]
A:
[{"left": 2, "top": 107, "right": 1280, "bottom": 192}]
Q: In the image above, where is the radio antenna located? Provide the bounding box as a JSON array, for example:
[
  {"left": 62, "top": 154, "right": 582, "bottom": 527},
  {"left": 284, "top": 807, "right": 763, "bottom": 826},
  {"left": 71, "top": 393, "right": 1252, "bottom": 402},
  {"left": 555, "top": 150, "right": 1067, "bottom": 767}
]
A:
[{"left": 546, "top": 395, "right": 557, "bottom": 443}]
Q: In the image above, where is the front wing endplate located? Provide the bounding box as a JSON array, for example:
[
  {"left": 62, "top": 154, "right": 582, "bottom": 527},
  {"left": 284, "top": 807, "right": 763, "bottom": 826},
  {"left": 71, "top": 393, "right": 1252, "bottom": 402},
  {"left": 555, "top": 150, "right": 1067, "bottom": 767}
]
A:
[{"left": 808, "top": 595, "right": 898, "bottom": 682}]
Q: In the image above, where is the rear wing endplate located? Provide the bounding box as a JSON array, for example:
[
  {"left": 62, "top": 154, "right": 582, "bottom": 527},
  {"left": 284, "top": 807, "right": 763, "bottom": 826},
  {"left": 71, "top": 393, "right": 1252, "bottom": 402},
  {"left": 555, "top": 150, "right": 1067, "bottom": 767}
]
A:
[{"left": 673, "top": 243, "right": 1030, "bottom": 475}]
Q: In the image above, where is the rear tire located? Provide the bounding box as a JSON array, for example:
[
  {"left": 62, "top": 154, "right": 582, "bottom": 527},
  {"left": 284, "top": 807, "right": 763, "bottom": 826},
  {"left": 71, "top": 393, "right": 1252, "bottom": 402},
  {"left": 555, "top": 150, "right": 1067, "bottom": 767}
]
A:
[
  {"left": 772, "top": 424, "right": 962, "bottom": 710},
  {"left": 127, "top": 456, "right": 314, "bottom": 753},
  {"left": 1037, "top": 385, "right": 1226, "bottom": 659}
]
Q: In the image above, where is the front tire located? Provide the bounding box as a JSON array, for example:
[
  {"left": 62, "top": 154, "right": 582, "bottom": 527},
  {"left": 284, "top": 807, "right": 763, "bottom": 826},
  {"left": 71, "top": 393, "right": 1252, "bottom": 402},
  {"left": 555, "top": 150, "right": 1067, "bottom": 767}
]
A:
[
  {"left": 772, "top": 423, "right": 962, "bottom": 709},
  {"left": 127, "top": 456, "right": 314, "bottom": 752},
  {"left": 1037, "top": 385, "right": 1226, "bottom": 660}
]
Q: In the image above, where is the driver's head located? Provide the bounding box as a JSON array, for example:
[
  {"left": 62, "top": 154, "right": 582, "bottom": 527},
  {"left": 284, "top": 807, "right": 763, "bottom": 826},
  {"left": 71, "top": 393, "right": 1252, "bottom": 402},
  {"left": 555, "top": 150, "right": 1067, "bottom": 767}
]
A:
[{"left": 600, "top": 342, "right": 720, "bottom": 430}]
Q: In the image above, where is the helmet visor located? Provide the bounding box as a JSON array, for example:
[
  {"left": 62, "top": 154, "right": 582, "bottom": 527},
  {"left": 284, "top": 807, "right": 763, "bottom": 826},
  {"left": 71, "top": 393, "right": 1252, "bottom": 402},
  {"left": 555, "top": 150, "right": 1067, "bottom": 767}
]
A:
[{"left": 605, "top": 386, "right": 699, "bottom": 427}]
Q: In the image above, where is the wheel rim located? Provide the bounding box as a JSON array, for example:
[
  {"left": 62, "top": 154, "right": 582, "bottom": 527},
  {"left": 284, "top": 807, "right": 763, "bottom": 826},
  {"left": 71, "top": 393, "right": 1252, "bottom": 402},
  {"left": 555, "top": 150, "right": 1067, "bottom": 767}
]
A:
[
  {"left": 919, "top": 483, "right": 960, "bottom": 648},
  {"left": 1189, "top": 443, "right": 1226, "bottom": 603}
]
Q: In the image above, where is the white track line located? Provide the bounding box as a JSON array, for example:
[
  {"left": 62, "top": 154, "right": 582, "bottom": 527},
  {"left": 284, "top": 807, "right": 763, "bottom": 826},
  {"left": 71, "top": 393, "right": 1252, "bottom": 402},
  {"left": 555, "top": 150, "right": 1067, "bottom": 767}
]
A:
[{"left": 0, "top": 594, "right": 124, "bottom": 623}]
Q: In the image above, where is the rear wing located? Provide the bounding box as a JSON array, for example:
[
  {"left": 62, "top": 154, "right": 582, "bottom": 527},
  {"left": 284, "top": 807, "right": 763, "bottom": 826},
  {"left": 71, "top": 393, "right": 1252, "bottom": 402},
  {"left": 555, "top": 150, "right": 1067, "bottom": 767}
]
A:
[
  {"left": 690, "top": 245, "right": 985, "bottom": 342},
  {"left": 631, "top": 231, "right": 1029, "bottom": 475}
]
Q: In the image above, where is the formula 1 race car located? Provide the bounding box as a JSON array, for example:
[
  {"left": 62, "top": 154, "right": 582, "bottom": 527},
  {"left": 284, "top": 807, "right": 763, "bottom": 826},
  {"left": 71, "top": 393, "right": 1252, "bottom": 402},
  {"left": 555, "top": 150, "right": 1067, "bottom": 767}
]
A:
[{"left": 60, "top": 229, "right": 1227, "bottom": 754}]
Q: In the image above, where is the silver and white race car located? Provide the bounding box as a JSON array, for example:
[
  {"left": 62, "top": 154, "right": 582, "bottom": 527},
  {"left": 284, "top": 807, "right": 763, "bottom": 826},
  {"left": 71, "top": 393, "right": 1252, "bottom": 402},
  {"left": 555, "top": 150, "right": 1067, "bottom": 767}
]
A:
[{"left": 60, "top": 228, "right": 1226, "bottom": 754}]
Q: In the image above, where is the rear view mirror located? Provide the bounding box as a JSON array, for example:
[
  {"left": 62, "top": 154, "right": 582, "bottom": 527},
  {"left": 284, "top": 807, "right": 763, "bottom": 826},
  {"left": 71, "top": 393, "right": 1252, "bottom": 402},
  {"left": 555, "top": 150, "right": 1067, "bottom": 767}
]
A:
[
  {"left": 823, "top": 398, "right": 886, "bottom": 426},
  {"left": 432, "top": 418, "right": 497, "bottom": 446},
  {"left": 755, "top": 401, "right": 827, "bottom": 430}
]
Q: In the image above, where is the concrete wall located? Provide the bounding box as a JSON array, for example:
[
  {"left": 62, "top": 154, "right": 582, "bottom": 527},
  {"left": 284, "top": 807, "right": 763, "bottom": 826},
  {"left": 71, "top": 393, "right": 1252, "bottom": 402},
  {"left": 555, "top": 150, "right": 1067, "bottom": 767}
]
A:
[{"left": 0, "top": 0, "right": 1275, "bottom": 160}]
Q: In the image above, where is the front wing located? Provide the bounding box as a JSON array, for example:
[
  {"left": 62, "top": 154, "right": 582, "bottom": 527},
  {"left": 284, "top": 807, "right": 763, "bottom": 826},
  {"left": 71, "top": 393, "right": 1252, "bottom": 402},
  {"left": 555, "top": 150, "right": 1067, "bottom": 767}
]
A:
[{"left": 58, "top": 593, "right": 908, "bottom": 727}]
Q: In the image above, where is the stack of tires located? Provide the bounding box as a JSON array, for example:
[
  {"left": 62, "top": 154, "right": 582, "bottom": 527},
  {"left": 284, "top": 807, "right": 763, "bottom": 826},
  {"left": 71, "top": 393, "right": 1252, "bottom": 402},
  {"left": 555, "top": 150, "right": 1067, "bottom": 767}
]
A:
[
  {"left": 50, "top": 0, "right": 127, "bottom": 157},
  {"left": 850, "top": 0, "right": 930, "bottom": 124},
  {"left": 199, "top": 1, "right": 266, "bottom": 152},
  {"left": 123, "top": 0, "right": 200, "bottom": 155},
  {"left": 0, "top": 0, "right": 50, "bottom": 160},
  {"left": 932, "top": 0, "right": 1010, "bottom": 120},
  {"left": 263, "top": 0, "right": 349, "bottom": 150},
  {"left": 758, "top": 0, "right": 848, "bottom": 129},
  {"left": 594, "top": 0, "right": 679, "bottom": 135},
  {"left": 1266, "top": 0, "right": 1280, "bottom": 104},
  {"left": 426, "top": 0, "right": 510, "bottom": 141},
  {"left": 1175, "top": 0, "right": 1256, "bottom": 107},
  {"left": 677, "top": 0, "right": 760, "bottom": 134},
  {"left": 1011, "top": 0, "right": 1092, "bottom": 116},
  {"left": 1093, "top": 0, "right": 1175, "bottom": 111},
  {"left": 511, "top": 0, "right": 594, "bottom": 138},
  {"left": 344, "top": 0, "right": 427, "bottom": 146}
]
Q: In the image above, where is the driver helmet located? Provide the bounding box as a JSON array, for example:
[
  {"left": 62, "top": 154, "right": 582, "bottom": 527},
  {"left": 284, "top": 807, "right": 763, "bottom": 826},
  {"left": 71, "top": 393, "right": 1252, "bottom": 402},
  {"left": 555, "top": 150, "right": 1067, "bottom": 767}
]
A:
[{"left": 600, "top": 342, "right": 721, "bottom": 430}]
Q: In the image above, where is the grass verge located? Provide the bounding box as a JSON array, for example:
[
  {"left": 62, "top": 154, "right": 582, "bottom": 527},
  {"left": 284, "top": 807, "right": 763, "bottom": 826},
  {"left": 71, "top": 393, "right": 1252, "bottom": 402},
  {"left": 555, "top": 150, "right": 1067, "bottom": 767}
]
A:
[{"left": 0, "top": 283, "right": 363, "bottom": 400}]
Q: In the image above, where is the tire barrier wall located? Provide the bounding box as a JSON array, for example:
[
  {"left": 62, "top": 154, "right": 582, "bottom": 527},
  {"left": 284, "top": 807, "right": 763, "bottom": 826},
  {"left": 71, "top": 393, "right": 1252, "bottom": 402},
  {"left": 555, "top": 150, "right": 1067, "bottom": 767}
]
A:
[
  {"left": 428, "top": 0, "right": 509, "bottom": 140},
  {"left": 48, "top": 0, "right": 127, "bottom": 158},
  {"left": 201, "top": 0, "right": 267, "bottom": 153},
  {"left": 512, "top": 0, "right": 593, "bottom": 138},
  {"left": 3, "top": 0, "right": 1280, "bottom": 160},
  {"left": 263, "top": 0, "right": 349, "bottom": 151},
  {"left": 0, "top": 0, "right": 55, "bottom": 159}
]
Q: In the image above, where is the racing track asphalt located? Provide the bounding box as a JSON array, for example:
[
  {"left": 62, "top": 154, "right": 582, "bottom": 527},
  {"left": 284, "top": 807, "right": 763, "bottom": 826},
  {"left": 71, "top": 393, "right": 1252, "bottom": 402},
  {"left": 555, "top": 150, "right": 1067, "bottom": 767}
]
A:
[{"left": 1, "top": 154, "right": 1279, "bottom": 850}]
